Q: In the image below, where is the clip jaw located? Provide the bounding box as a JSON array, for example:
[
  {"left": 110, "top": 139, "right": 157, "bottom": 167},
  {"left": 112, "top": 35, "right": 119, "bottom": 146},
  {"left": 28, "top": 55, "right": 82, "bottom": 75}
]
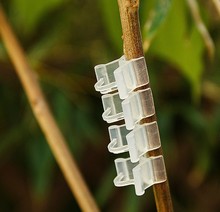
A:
[
  {"left": 113, "top": 158, "right": 137, "bottom": 187},
  {"left": 94, "top": 55, "right": 167, "bottom": 196},
  {"left": 108, "top": 124, "right": 129, "bottom": 154},
  {"left": 94, "top": 56, "right": 125, "bottom": 94},
  {"left": 102, "top": 92, "right": 124, "bottom": 123}
]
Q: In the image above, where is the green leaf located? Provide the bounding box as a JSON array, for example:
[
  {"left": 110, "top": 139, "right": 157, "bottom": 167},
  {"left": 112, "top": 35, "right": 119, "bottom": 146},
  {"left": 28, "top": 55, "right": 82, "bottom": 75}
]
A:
[
  {"left": 148, "top": 0, "right": 205, "bottom": 100},
  {"left": 10, "top": 0, "right": 64, "bottom": 36},
  {"left": 98, "top": 0, "right": 122, "bottom": 53},
  {"left": 28, "top": 137, "right": 54, "bottom": 198},
  {"left": 142, "top": 0, "right": 171, "bottom": 39}
]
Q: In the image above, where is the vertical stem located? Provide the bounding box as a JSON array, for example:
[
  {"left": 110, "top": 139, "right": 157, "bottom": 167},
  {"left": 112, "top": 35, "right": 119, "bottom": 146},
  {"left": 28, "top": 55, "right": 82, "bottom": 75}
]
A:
[
  {"left": 0, "top": 6, "right": 99, "bottom": 212},
  {"left": 117, "top": 0, "right": 173, "bottom": 211}
]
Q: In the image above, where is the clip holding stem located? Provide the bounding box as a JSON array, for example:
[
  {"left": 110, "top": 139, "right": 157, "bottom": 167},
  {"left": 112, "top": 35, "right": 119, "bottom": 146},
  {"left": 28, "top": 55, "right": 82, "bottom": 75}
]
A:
[
  {"left": 126, "top": 121, "right": 161, "bottom": 162},
  {"left": 114, "top": 156, "right": 167, "bottom": 196},
  {"left": 94, "top": 56, "right": 149, "bottom": 100},
  {"left": 108, "top": 122, "right": 161, "bottom": 162},
  {"left": 114, "top": 56, "right": 149, "bottom": 99}
]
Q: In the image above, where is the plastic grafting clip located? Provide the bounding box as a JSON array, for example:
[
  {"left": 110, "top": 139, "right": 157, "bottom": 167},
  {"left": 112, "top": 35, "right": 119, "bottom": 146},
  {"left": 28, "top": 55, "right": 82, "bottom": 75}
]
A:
[
  {"left": 114, "top": 156, "right": 167, "bottom": 196},
  {"left": 114, "top": 57, "right": 149, "bottom": 99},
  {"left": 108, "top": 122, "right": 161, "bottom": 162},
  {"left": 94, "top": 56, "right": 149, "bottom": 99},
  {"left": 101, "top": 88, "right": 155, "bottom": 126},
  {"left": 102, "top": 92, "right": 124, "bottom": 123},
  {"left": 122, "top": 88, "right": 155, "bottom": 130},
  {"left": 94, "top": 56, "right": 125, "bottom": 94}
]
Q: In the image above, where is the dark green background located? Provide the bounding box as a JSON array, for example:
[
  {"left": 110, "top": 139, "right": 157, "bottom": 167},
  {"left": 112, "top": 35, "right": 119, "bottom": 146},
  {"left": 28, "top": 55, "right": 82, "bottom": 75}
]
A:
[{"left": 0, "top": 0, "right": 220, "bottom": 211}]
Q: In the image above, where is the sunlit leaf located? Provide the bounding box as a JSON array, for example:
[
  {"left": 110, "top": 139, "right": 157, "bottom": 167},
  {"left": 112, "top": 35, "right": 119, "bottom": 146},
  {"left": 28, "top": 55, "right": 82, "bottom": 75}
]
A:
[
  {"left": 142, "top": 0, "right": 171, "bottom": 39},
  {"left": 148, "top": 0, "right": 205, "bottom": 100}
]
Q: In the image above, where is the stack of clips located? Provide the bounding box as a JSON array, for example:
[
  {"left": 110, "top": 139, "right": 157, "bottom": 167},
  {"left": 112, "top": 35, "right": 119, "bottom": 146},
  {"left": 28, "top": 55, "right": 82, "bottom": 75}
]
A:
[{"left": 94, "top": 56, "right": 167, "bottom": 196}]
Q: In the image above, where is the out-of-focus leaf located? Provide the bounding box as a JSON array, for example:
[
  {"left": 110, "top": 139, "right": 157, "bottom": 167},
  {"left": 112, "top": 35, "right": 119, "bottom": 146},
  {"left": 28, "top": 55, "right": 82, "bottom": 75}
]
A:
[
  {"left": 98, "top": 0, "right": 122, "bottom": 53},
  {"left": 95, "top": 166, "right": 115, "bottom": 207},
  {"left": 28, "top": 28, "right": 62, "bottom": 65},
  {"left": 123, "top": 188, "right": 142, "bottom": 212},
  {"left": 142, "top": 0, "right": 171, "bottom": 39},
  {"left": 27, "top": 137, "right": 54, "bottom": 198},
  {"left": 148, "top": 0, "right": 205, "bottom": 100},
  {"left": 0, "top": 122, "right": 26, "bottom": 158},
  {"left": 10, "top": 0, "right": 64, "bottom": 36},
  {"left": 0, "top": 43, "right": 7, "bottom": 59}
]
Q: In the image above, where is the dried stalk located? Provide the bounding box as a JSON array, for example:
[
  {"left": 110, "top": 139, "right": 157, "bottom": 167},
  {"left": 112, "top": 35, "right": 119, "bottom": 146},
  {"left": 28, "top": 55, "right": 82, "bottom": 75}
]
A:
[
  {"left": 117, "top": 0, "right": 173, "bottom": 211},
  {"left": 0, "top": 6, "right": 99, "bottom": 212}
]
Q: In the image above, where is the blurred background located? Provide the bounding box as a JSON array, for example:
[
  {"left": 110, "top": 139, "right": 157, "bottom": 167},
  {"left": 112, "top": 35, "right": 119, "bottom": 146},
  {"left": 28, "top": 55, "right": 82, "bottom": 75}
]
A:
[{"left": 0, "top": 0, "right": 220, "bottom": 211}]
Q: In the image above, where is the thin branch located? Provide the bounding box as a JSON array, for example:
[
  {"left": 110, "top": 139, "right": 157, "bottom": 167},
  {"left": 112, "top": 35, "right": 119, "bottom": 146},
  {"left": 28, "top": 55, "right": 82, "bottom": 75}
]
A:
[
  {"left": 0, "top": 6, "right": 99, "bottom": 212},
  {"left": 117, "top": 0, "right": 173, "bottom": 211},
  {"left": 212, "top": 0, "right": 220, "bottom": 17},
  {"left": 187, "top": 0, "right": 215, "bottom": 59}
]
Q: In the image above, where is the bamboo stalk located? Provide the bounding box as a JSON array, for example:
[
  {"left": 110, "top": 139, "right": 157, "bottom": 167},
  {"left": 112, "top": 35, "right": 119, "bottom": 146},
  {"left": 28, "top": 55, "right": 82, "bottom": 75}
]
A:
[
  {"left": 0, "top": 6, "right": 99, "bottom": 212},
  {"left": 117, "top": 0, "right": 173, "bottom": 211}
]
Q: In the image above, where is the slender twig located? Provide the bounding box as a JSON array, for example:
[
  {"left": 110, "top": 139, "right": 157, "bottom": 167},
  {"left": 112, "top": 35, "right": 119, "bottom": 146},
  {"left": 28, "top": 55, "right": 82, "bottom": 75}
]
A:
[
  {"left": 212, "top": 0, "right": 220, "bottom": 17},
  {"left": 117, "top": 0, "right": 173, "bottom": 211},
  {"left": 0, "top": 6, "right": 99, "bottom": 212},
  {"left": 187, "top": 0, "right": 215, "bottom": 59}
]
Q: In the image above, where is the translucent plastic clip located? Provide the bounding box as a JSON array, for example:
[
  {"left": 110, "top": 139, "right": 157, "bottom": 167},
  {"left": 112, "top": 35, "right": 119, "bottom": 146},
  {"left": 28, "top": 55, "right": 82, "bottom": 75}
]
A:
[
  {"left": 108, "top": 124, "right": 130, "bottom": 154},
  {"left": 94, "top": 56, "right": 125, "bottom": 94},
  {"left": 127, "top": 121, "right": 161, "bottom": 163},
  {"left": 114, "top": 57, "right": 149, "bottom": 99},
  {"left": 107, "top": 122, "right": 161, "bottom": 162},
  {"left": 122, "top": 88, "right": 155, "bottom": 130},
  {"left": 113, "top": 157, "right": 138, "bottom": 187},
  {"left": 114, "top": 156, "right": 167, "bottom": 196},
  {"left": 102, "top": 92, "right": 124, "bottom": 123}
]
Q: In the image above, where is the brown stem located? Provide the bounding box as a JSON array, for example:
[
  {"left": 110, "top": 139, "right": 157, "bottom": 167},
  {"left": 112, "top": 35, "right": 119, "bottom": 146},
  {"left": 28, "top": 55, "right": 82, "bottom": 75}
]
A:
[
  {"left": 0, "top": 6, "right": 99, "bottom": 212},
  {"left": 117, "top": 0, "right": 173, "bottom": 211}
]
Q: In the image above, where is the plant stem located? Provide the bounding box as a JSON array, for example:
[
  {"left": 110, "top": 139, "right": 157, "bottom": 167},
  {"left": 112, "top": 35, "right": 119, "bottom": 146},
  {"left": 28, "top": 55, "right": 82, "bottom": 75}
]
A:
[
  {"left": 0, "top": 6, "right": 99, "bottom": 212},
  {"left": 117, "top": 0, "right": 173, "bottom": 211}
]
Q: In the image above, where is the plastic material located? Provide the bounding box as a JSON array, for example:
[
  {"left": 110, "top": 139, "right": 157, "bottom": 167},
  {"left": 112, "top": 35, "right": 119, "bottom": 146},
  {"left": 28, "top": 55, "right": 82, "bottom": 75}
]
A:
[
  {"left": 113, "top": 157, "right": 138, "bottom": 187},
  {"left": 107, "top": 122, "right": 161, "bottom": 162},
  {"left": 127, "top": 121, "right": 161, "bottom": 162},
  {"left": 114, "top": 156, "right": 166, "bottom": 196},
  {"left": 122, "top": 88, "right": 155, "bottom": 130},
  {"left": 108, "top": 124, "right": 130, "bottom": 154},
  {"left": 94, "top": 56, "right": 149, "bottom": 99},
  {"left": 94, "top": 56, "right": 125, "bottom": 94},
  {"left": 114, "top": 57, "right": 149, "bottom": 99},
  {"left": 102, "top": 92, "right": 124, "bottom": 123}
]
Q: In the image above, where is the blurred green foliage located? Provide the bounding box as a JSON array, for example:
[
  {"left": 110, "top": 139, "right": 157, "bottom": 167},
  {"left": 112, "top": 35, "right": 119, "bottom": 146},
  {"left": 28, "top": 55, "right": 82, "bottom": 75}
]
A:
[{"left": 0, "top": 0, "right": 220, "bottom": 211}]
